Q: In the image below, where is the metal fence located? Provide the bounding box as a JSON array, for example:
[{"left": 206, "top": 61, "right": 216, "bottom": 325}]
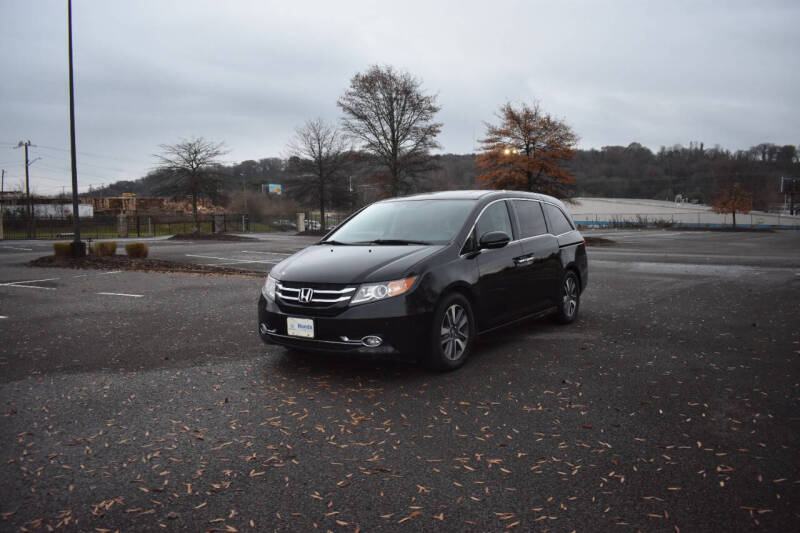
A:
[
  {"left": 0, "top": 213, "right": 309, "bottom": 240},
  {"left": 301, "top": 212, "right": 351, "bottom": 232}
]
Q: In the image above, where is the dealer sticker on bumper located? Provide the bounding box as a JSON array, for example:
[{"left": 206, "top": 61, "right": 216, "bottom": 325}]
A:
[{"left": 287, "top": 317, "right": 314, "bottom": 338}]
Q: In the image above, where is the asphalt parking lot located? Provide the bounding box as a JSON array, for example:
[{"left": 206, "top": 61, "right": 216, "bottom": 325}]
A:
[{"left": 0, "top": 229, "right": 798, "bottom": 531}]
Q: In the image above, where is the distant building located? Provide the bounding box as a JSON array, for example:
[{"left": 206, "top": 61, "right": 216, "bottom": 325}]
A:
[
  {"left": 85, "top": 195, "right": 220, "bottom": 216},
  {"left": 1, "top": 194, "right": 93, "bottom": 217}
]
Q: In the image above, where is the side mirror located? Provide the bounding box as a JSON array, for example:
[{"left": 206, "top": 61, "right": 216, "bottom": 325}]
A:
[{"left": 479, "top": 230, "right": 510, "bottom": 249}]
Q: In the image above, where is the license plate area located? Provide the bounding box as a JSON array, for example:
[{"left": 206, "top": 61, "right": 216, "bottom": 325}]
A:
[{"left": 287, "top": 317, "right": 314, "bottom": 338}]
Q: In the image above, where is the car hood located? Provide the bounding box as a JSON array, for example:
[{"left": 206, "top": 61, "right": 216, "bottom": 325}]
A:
[{"left": 270, "top": 244, "right": 445, "bottom": 285}]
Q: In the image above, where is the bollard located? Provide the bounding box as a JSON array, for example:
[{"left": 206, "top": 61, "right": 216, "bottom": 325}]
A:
[{"left": 117, "top": 213, "right": 128, "bottom": 238}]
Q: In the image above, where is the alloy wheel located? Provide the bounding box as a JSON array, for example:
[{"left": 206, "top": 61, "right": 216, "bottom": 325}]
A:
[
  {"left": 563, "top": 275, "right": 578, "bottom": 318},
  {"left": 440, "top": 304, "right": 469, "bottom": 361}
]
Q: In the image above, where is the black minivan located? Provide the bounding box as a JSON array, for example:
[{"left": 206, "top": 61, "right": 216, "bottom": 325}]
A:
[{"left": 258, "top": 190, "right": 588, "bottom": 370}]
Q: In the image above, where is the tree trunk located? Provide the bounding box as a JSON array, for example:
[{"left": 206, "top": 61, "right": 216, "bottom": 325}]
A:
[
  {"left": 390, "top": 165, "right": 399, "bottom": 197},
  {"left": 319, "top": 178, "right": 326, "bottom": 233},
  {"left": 732, "top": 210, "right": 736, "bottom": 229},
  {"left": 192, "top": 190, "right": 199, "bottom": 233}
]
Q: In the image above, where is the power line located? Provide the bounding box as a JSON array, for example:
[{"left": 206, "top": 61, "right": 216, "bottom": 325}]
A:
[{"left": 35, "top": 144, "right": 151, "bottom": 166}]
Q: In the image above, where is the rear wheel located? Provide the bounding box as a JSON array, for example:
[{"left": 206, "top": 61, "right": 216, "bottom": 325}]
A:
[
  {"left": 426, "top": 293, "right": 474, "bottom": 371},
  {"left": 553, "top": 270, "right": 580, "bottom": 324}
]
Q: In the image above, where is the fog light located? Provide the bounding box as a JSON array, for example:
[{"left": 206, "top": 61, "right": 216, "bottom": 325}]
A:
[
  {"left": 362, "top": 335, "right": 383, "bottom": 347},
  {"left": 259, "top": 323, "right": 269, "bottom": 335}
]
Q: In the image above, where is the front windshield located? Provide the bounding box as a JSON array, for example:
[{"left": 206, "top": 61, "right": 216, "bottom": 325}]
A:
[{"left": 325, "top": 199, "right": 475, "bottom": 245}]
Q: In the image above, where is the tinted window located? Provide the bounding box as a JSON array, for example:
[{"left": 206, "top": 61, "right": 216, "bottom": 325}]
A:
[
  {"left": 543, "top": 203, "right": 574, "bottom": 235},
  {"left": 512, "top": 200, "right": 547, "bottom": 238},
  {"left": 328, "top": 199, "right": 474, "bottom": 245},
  {"left": 475, "top": 201, "right": 513, "bottom": 241}
]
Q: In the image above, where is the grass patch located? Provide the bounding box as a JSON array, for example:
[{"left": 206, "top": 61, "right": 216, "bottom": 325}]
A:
[
  {"left": 584, "top": 236, "right": 617, "bottom": 246},
  {"left": 28, "top": 255, "right": 262, "bottom": 277},
  {"left": 168, "top": 232, "right": 259, "bottom": 241}
]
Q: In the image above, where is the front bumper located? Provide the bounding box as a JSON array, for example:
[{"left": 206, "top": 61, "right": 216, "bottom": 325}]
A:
[{"left": 257, "top": 294, "right": 430, "bottom": 359}]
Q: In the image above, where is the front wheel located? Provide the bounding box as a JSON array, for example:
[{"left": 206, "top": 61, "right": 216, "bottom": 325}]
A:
[
  {"left": 553, "top": 270, "right": 580, "bottom": 324},
  {"left": 425, "top": 293, "right": 475, "bottom": 371}
]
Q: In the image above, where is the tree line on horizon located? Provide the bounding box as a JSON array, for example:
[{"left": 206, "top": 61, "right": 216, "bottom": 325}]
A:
[{"left": 85, "top": 64, "right": 799, "bottom": 230}]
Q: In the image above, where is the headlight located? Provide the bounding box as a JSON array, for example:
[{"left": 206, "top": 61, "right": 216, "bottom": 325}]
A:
[
  {"left": 350, "top": 276, "right": 417, "bottom": 306},
  {"left": 262, "top": 275, "right": 277, "bottom": 301}
]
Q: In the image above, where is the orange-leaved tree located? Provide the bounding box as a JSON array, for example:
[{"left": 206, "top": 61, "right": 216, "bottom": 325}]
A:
[
  {"left": 712, "top": 182, "right": 752, "bottom": 229},
  {"left": 711, "top": 158, "right": 753, "bottom": 229},
  {"left": 476, "top": 101, "right": 578, "bottom": 197}
]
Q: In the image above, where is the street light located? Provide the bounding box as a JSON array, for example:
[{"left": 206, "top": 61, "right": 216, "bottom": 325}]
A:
[{"left": 67, "top": 0, "right": 84, "bottom": 255}]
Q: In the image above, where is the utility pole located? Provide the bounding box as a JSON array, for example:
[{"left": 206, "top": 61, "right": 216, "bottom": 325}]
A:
[
  {"left": 67, "top": 0, "right": 83, "bottom": 254},
  {"left": 15, "top": 140, "right": 33, "bottom": 239}
]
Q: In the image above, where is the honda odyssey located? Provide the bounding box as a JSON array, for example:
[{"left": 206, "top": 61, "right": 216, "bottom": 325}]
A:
[{"left": 258, "top": 190, "right": 588, "bottom": 370}]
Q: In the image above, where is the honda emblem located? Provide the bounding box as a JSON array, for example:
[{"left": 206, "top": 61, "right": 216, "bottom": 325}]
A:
[{"left": 298, "top": 288, "right": 314, "bottom": 303}]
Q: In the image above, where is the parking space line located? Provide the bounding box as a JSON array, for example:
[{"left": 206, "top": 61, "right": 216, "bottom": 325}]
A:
[
  {"left": 185, "top": 254, "right": 275, "bottom": 265},
  {"left": 72, "top": 270, "right": 121, "bottom": 278},
  {"left": 97, "top": 292, "right": 143, "bottom": 298},
  {"left": 240, "top": 250, "right": 292, "bottom": 256},
  {"left": 0, "top": 315, "right": 7, "bottom": 319},
  {"left": 185, "top": 254, "right": 243, "bottom": 261},
  {"left": 205, "top": 259, "right": 275, "bottom": 265},
  {"left": 0, "top": 284, "right": 56, "bottom": 290},
  {"left": 0, "top": 278, "right": 60, "bottom": 286},
  {"left": 0, "top": 246, "right": 34, "bottom": 251},
  {"left": 0, "top": 278, "right": 59, "bottom": 290}
]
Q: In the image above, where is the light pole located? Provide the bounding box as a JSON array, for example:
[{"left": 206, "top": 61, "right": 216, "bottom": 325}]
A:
[{"left": 67, "top": 0, "right": 84, "bottom": 255}]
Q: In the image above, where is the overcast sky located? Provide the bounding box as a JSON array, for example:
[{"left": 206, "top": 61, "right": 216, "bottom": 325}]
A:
[{"left": 1, "top": 0, "right": 798, "bottom": 194}]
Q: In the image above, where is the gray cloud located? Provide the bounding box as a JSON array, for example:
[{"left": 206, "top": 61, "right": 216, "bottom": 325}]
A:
[{"left": 1, "top": 0, "right": 797, "bottom": 193}]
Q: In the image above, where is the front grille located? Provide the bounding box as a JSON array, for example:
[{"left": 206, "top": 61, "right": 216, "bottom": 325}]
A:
[{"left": 276, "top": 282, "right": 356, "bottom": 308}]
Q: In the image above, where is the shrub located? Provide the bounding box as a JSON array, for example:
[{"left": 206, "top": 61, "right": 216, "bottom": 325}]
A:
[
  {"left": 53, "top": 242, "right": 71, "bottom": 257},
  {"left": 125, "top": 242, "right": 149, "bottom": 258},
  {"left": 89, "top": 241, "right": 117, "bottom": 257}
]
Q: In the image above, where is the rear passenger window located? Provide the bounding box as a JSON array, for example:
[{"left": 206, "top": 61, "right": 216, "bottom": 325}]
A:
[
  {"left": 475, "top": 201, "right": 513, "bottom": 240},
  {"left": 543, "top": 203, "right": 574, "bottom": 235},
  {"left": 512, "top": 200, "right": 548, "bottom": 238}
]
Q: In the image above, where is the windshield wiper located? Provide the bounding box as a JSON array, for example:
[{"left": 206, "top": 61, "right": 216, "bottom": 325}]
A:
[{"left": 358, "top": 239, "right": 431, "bottom": 246}]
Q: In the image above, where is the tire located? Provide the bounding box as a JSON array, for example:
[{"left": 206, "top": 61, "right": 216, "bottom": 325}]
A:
[
  {"left": 425, "top": 293, "right": 475, "bottom": 371},
  {"left": 553, "top": 270, "right": 580, "bottom": 324}
]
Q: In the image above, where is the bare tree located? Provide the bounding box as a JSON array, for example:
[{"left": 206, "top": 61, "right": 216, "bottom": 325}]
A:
[
  {"left": 286, "top": 119, "right": 349, "bottom": 232},
  {"left": 338, "top": 65, "right": 441, "bottom": 196},
  {"left": 154, "top": 137, "right": 228, "bottom": 232},
  {"left": 477, "top": 101, "right": 578, "bottom": 198}
]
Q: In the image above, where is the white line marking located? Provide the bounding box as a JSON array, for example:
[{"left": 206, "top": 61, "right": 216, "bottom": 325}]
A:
[
  {"left": 1, "top": 246, "right": 33, "bottom": 251},
  {"left": 186, "top": 254, "right": 274, "bottom": 265},
  {"left": 0, "top": 284, "right": 55, "bottom": 290},
  {"left": 0, "top": 277, "right": 60, "bottom": 286},
  {"left": 240, "top": 250, "right": 292, "bottom": 256},
  {"left": 97, "top": 292, "right": 143, "bottom": 298},
  {"left": 185, "top": 254, "right": 241, "bottom": 261},
  {"left": 0, "top": 316, "right": 7, "bottom": 319},
  {"left": 203, "top": 261, "right": 278, "bottom": 266},
  {"left": 72, "top": 270, "right": 122, "bottom": 278}
]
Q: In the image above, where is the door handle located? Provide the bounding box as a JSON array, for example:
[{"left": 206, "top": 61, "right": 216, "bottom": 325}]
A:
[{"left": 514, "top": 255, "right": 535, "bottom": 265}]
